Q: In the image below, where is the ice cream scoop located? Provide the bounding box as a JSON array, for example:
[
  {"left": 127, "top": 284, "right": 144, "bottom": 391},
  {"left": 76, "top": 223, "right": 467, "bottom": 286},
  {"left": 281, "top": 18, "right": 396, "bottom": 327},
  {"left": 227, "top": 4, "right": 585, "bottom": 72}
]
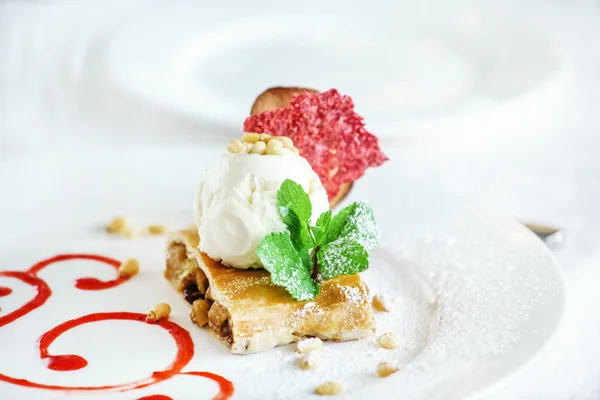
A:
[{"left": 194, "top": 134, "right": 329, "bottom": 269}]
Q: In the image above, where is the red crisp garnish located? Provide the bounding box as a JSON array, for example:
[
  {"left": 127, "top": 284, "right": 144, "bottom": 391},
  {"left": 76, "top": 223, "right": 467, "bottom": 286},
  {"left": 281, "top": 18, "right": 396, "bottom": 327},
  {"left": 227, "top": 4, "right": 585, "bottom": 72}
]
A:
[{"left": 243, "top": 89, "right": 388, "bottom": 200}]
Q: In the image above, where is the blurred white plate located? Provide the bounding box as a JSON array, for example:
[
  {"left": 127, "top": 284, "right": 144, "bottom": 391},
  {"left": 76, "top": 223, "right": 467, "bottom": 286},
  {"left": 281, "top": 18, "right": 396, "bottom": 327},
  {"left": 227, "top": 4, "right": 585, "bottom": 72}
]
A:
[
  {"left": 105, "top": 2, "right": 561, "bottom": 139},
  {"left": 0, "top": 147, "right": 565, "bottom": 399}
]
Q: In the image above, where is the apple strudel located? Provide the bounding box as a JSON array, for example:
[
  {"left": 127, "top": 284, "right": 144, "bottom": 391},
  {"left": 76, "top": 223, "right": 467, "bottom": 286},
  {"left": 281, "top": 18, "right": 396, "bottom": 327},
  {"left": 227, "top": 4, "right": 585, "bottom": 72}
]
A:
[{"left": 165, "top": 229, "right": 375, "bottom": 355}]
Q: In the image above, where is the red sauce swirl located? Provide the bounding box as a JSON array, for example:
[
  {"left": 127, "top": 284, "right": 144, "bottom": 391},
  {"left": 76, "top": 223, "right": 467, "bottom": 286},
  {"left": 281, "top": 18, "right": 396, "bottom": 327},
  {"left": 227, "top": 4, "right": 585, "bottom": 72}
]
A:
[{"left": 0, "top": 254, "right": 234, "bottom": 399}]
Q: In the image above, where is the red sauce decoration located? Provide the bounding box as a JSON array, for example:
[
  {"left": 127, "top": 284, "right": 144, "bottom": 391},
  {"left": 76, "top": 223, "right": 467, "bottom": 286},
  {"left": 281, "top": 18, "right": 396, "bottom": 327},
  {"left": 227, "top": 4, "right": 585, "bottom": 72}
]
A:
[
  {"left": 138, "top": 396, "right": 172, "bottom": 400},
  {"left": 0, "top": 254, "right": 234, "bottom": 400},
  {"left": 182, "top": 372, "right": 235, "bottom": 400},
  {"left": 0, "top": 254, "right": 129, "bottom": 329},
  {"left": 0, "top": 271, "right": 50, "bottom": 328},
  {"left": 44, "top": 354, "right": 88, "bottom": 371},
  {"left": 244, "top": 88, "right": 388, "bottom": 200},
  {"left": 0, "top": 287, "right": 12, "bottom": 297}
]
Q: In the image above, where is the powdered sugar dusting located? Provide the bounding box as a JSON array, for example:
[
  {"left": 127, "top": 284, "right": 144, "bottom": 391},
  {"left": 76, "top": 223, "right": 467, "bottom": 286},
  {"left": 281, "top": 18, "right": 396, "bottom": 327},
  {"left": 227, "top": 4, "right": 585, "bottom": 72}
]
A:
[
  {"left": 318, "top": 236, "right": 368, "bottom": 277},
  {"left": 180, "top": 185, "right": 563, "bottom": 400},
  {"left": 342, "top": 201, "right": 380, "bottom": 251},
  {"left": 334, "top": 284, "right": 364, "bottom": 303},
  {"left": 292, "top": 301, "right": 325, "bottom": 321},
  {"left": 297, "top": 337, "right": 323, "bottom": 353}
]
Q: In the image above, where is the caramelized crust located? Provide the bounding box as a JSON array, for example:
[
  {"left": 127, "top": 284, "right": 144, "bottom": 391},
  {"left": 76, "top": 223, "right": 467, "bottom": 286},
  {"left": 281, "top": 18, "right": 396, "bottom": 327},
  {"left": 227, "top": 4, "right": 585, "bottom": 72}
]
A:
[{"left": 165, "top": 229, "right": 375, "bottom": 354}]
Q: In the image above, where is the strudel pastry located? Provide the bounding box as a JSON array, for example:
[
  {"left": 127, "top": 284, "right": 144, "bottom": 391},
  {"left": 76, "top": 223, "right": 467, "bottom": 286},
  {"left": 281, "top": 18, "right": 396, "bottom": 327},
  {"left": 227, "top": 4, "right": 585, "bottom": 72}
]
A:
[
  {"left": 164, "top": 89, "right": 386, "bottom": 354},
  {"left": 165, "top": 229, "right": 375, "bottom": 354}
]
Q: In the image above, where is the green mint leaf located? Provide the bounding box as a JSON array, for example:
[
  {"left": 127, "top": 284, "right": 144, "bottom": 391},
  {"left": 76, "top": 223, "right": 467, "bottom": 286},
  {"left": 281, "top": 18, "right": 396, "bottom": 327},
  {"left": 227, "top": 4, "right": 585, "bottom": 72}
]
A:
[
  {"left": 340, "top": 202, "right": 379, "bottom": 251},
  {"left": 310, "top": 226, "right": 322, "bottom": 246},
  {"left": 278, "top": 179, "right": 312, "bottom": 221},
  {"left": 297, "top": 246, "right": 313, "bottom": 274},
  {"left": 256, "top": 232, "right": 319, "bottom": 301},
  {"left": 322, "top": 203, "right": 355, "bottom": 245},
  {"left": 317, "top": 209, "right": 332, "bottom": 231},
  {"left": 322, "top": 202, "right": 379, "bottom": 251},
  {"left": 277, "top": 179, "right": 314, "bottom": 249},
  {"left": 317, "top": 237, "right": 368, "bottom": 280},
  {"left": 311, "top": 210, "right": 332, "bottom": 246}
]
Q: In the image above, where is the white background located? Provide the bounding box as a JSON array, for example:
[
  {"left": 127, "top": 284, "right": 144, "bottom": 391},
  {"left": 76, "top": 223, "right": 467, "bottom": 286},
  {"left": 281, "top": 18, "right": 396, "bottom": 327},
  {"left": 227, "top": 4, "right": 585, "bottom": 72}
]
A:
[{"left": 0, "top": 0, "right": 599, "bottom": 398}]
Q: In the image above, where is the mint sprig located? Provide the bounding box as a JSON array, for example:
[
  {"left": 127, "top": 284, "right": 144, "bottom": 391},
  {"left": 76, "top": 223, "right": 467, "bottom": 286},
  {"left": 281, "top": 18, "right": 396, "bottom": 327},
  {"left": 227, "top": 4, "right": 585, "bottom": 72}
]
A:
[
  {"left": 310, "top": 210, "right": 332, "bottom": 246},
  {"left": 256, "top": 232, "right": 319, "bottom": 301},
  {"left": 277, "top": 180, "right": 314, "bottom": 250},
  {"left": 324, "top": 201, "right": 379, "bottom": 251},
  {"left": 256, "top": 179, "right": 379, "bottom": 301},
  {"left": 317, "top": 237, "right": 369, "bottom": 280}
]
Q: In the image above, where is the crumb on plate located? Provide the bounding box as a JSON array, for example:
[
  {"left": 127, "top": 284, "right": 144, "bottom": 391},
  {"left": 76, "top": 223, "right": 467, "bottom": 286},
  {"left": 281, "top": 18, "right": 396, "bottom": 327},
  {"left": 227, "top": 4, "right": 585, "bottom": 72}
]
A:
[
  {"left": 376, "top": 361, "right": 399, "bottom": 377},
  {"left": 299, "top": 351, "right": 321, "bottom": 370},
  {"left": 315, "top": 381, "right": 343, "bottom": 395},
  {"left": 377, "top": 332, "right": 401, "bottom": 350},
  {"left": 117, "top": 258, "right": 139, "bottom": 277},
  {"left": 147, "top": 224, "right": 168, "bottom": 235},
  {"left": 297, "top": 337, "right": 323, "bottom": 353},
  {"left": 372, "top": 294, "right": 391, "bottom": 312},
  {"left": 148, "top": 302, "right": 171, "bottom": 321},
  {"left": 106, "top": 216, "right": 128, "bottom": 234}
]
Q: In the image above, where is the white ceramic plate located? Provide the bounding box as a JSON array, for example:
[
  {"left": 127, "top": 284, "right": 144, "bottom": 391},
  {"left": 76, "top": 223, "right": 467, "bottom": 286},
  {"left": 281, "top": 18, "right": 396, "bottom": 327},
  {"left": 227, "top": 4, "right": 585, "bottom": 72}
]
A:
[
  {"left": 0, "top": 147, "right": 565, "bottom": 399},
  {"left": 104, "top": 1, "right": 561, "bottom": 139}
]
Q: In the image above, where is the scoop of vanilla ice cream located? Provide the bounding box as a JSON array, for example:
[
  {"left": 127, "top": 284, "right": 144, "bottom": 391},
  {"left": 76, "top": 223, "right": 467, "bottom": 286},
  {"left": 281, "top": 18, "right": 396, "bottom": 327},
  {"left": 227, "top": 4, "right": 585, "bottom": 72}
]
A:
[{"left": 194, "top": 149, "right": 329, "bottom": 269}]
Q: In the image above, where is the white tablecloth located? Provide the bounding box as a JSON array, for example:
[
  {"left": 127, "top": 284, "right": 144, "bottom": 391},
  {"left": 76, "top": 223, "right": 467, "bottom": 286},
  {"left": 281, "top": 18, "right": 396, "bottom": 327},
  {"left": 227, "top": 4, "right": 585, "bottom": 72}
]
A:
[{"left": 1, "top": 0, "right": 599, "bottom": 398}]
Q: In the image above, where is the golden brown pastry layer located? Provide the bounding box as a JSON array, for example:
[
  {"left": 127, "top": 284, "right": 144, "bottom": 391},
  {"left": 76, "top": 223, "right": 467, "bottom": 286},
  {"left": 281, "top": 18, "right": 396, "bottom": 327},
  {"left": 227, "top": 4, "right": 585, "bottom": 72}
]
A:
[{"left": 165, "top": 229, "right": 375, "bottom": 354}]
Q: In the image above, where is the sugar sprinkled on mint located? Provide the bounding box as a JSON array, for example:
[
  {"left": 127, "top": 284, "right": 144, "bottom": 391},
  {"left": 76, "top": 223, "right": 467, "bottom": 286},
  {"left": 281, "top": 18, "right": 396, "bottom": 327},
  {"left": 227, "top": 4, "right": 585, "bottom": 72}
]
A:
[{"left": 342, "top": 201, "right": 380, "bottom": 251}]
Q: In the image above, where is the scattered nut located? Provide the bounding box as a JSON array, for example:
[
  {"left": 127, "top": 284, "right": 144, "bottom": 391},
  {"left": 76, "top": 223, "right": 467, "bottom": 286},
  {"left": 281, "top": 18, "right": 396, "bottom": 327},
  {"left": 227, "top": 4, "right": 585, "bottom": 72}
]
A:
[
  {"left": 241, "top": 132, "right": 261, "bottom": 144},
  {"left": 280, "top": 136, "right": 294, "bottom": 149},
  {"left": 106, "top": 216, "right": 128, "bottom": 234},
  {"left": 188, "top": 224, "right": 197, "bottom": 232},
  {"left": 105, "top": 217, "right": 148, "bottom": 238},
  {"left": 226, "top": 139, "right": 244, "bottom": 153},
  {"left": 243, "top": 142, "right": 254, "bottom": 153},
  {"left": 147, "top": 224, "right": 167, "bottom": 235},
  {"left": 372, "top": 294, "right": 391, "bottom": 312},
  {"left": 315, "top": 381, "right": 343, "bottom": 396},
  {"left": 148, "top": 302, "right": 171, "bottom": 321},
  {"left": 251, "top": 141, "right": 267, "bottom": 155},
  {"left": 299, "top": 351, "right": 321, "bottom": 370},
  {"left": 117, "top": 258, "right": 139, "bottom": 277},
  {"left": 377, "top": 332, "right": 401, "bottom": 350},
  {"left": 297, "top": 337, "right": 323, "bottom": 353},
  {"left": 107, "top": 218, "right": 172, "bottom": 238},
  {"left": 376, "top": 361, "right": 399, "bottom": 377},
  {"left": 266, "top": 138, "right": 284, "bottom": 155},
  {"left": 259, "top": 133, "right": 272, "bottom": 142}
]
